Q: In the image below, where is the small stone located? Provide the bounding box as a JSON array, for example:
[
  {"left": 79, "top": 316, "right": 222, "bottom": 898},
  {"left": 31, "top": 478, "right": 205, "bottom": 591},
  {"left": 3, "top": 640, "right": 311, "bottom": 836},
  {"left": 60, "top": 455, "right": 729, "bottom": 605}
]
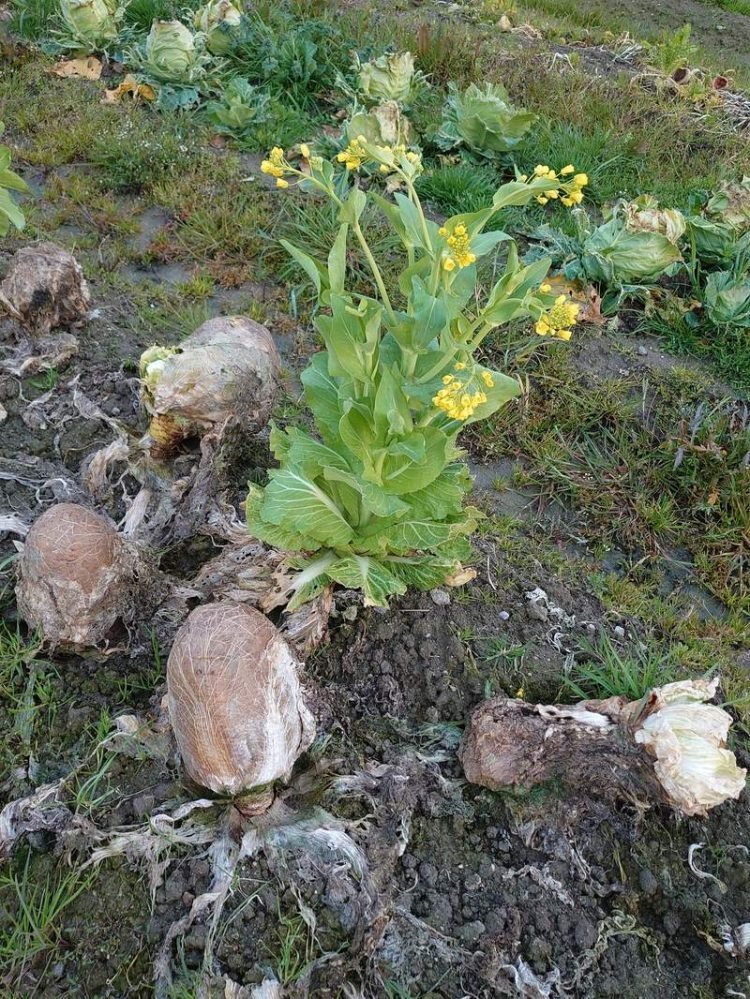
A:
[
  {"left": 586, "top": 623, "right": 597, "bottom": 633},
  {"left": 613, "top": 625, "right": 626, "bottom": 639},
  {"left": 459, "top": 920, "right": 485, "bottom": 944},
  {"left": 0, "top": 402, "right": 6, "bottom": 424},
  {"left": 464, "top": 872, "right": 482, "bottom": 891},
  {"left": 637, "top": 345, "right": 648, "bottom": 356},
  {"left": 342, "top": 604, "right": 358, "bottom": 622},
  {"left": 639, "top": 868, "right": 659, "bottom": 895},
  {"left": 499, "top": 610, "right": 510, "bottom": 621},
  {"left": 182, "top": 891, "right": 195, "bottom": 906},
  {"left": 430, "top": 588, "right": 450, "bottom": 606}
]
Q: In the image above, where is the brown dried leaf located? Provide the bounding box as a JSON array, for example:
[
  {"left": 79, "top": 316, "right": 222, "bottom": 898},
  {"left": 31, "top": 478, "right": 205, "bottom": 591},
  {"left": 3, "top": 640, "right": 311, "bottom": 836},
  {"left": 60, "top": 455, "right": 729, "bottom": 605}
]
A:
[
  {"left": 50, "top": 56, "right": 102, "bottom": 79},
  {"left": 103, "top": 74, "right": 156, "bottom": 104}
]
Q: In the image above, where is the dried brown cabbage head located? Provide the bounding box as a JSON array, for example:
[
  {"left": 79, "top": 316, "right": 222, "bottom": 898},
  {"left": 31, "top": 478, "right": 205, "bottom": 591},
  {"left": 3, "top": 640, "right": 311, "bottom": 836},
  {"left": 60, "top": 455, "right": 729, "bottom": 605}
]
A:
[{"left": 166, "top": 602, "right": 314, "bottom": 803}]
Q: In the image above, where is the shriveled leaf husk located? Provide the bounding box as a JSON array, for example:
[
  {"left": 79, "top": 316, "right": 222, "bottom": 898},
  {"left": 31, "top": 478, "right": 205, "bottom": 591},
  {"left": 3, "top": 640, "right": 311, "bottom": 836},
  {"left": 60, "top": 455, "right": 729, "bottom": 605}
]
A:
[
  {"left": 167, "top": 602, "right": 315, "bottom": 799},
  {"left": 460, "top": 678, "right": 746, "bottom": 816},
  {"left": 140, "top": 315, "right": 281, "bottom": 458},
  {"left": 0, "top": 242, "right": 91, "bottom": 335},
  {"left": 15, "top": 502, "right": 139, "bottom": 650}
]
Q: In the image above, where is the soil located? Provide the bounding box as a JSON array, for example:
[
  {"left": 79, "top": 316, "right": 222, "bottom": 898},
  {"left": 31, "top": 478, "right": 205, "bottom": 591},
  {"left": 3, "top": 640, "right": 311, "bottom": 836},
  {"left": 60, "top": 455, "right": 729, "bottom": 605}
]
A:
[{"left": 2, "top": 15, "right": 750, "bottom": 999}]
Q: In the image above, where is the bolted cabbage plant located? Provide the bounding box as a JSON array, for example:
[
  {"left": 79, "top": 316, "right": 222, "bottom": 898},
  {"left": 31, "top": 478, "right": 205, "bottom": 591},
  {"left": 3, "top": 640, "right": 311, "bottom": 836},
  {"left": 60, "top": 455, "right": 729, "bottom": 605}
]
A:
[
  {"left": 246, "top": 141, "right": 588, "bottom": 607},
  {"left": 356, "top": 51, "right": 424, "bottom": 106}
]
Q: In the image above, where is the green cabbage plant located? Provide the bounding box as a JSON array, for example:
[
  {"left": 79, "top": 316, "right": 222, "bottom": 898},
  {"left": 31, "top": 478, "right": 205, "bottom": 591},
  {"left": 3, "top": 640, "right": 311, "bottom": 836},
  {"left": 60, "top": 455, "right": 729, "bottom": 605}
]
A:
[
  {"left": 141, "top": 20, "right": 207, "bottom": 83},
  {"left": 194, "top": 0, "right": 242, "bottom": 56},
  {"left": 58, "top": 0, "right": 119, "bottom": 52},
  {"left": 247, "top": 143, "right": 587, "bottom": 608},
  {"left": 436, "top": 82, "right": 536, "bottom": 157},
  {"left": 704, "top": 270, "right": 750, "bottom": 327},
  {"left": 0, "top": 125, "right": 30, "bottom": 236},
  {"left": 205, "top": 78, "right": 270, "bottom": 136},
  {"left": 357, "top": 51, "right": 420, "bottom": 106}
]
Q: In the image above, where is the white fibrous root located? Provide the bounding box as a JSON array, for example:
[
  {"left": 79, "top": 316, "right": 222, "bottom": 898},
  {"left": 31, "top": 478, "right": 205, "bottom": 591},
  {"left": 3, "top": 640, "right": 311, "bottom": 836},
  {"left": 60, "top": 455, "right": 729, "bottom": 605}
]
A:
[
  {"left": 139, "top": 315, "right": 281, "bottom": 457},
  {"left": 15, "top": 502, "right": 138, "bottom": 650},
  {"left": 627, "top": 678, "right": 747, "bottom": 816},
  {"left": 166, "top": 602, "right": 315, "bottom": 805},
  {"left": 0, "top": 242, "right": 91, "bottom": 335}
]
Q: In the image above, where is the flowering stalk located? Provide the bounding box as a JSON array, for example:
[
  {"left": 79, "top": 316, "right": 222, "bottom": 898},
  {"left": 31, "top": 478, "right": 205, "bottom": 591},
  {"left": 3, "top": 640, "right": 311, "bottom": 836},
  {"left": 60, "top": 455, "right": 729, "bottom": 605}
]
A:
[{"left": 250, "top": 138, "right": 588, "bottom": 607}]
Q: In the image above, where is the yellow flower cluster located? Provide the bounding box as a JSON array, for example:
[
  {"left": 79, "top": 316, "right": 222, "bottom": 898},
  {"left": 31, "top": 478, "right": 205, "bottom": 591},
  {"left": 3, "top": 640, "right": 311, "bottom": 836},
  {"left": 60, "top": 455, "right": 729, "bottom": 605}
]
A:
[
  {"left": 378, "top": 145, "right": 422, "bottom": 175},
  {"left": 530, "top": 164, "right": 588, "bottom": 207},
  {"left": 337, "top": 136, "right": 368, "bottom": 171},
  {"left": 438, "top": 223, "right": 476, "bottom": 272},
  {"left": 535, "top": 294, "right": 581, "bottom": 341},
  {"left": 432, "top": 364, "right": 492, "bottom": 421},
  {"left": 260, "top": 146, "right": 292, "bottom": 188}
]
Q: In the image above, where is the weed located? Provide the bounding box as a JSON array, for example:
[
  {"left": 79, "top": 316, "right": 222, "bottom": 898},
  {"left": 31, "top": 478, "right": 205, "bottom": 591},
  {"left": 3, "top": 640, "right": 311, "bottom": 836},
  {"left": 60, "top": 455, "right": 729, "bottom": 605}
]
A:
[
  {"left": 0, "top": 851, "right": 99, "bottom": 983},
  {"left": 561, "top": 632, "right": 683, "bottom": 701},
  {"left": 266, "top": 908, "right": 319, "bottom": 986},
  {"left": 416, "top": 163, "right": 500, "bottom": 217},
  {"left": 9, "top": 0, "right": 57, "bottom": 40},
  {"left": 89, "top": 118, "right": 205, "bottom": 195}
]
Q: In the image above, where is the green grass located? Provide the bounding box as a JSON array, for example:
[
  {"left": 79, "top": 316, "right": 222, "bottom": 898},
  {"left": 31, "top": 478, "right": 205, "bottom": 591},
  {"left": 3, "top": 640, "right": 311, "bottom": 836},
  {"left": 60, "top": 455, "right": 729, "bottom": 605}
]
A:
[
  {"left": 701, "top": 0, "right": 750, "bottom": 16},
  {"left": 561, "top": 633, "right": 683, "bottom": 700},
  {"left": 0, "top": 852, "right": 99, "bottom": 984},
  {"left": 265, "top": 908, "right": 320, "bottom": 986}
]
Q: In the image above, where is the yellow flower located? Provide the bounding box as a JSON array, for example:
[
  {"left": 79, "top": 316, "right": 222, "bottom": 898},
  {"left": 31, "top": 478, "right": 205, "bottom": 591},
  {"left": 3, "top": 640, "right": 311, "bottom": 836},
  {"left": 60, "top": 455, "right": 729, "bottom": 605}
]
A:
[
  {"left": 574, "top": 173, "right": 588, "bottom": 186},
  {"left": 261, "top": 146, "right": 286, "bottom": 179},
  {"left": 539, "top": 283, "right": 552, "bottom": 293},
  {"left": 519, "top": 174, "right": 528, "bottom": 182},
  {"left": 299, "top": 143, "right": 310, "bottom": 159},
  {"left": 454, "top": 361, "right": 466, "bottom": 370},
  {"left": 432, "top": 367, "right": 487, "bottom": 421},
  {"left": 536, "top": 195, "right": 549, "bottom": 205},
  {"left": 441, "top": 222, "right": 476, "bottom": 270},
  {"left": 535, "top": 294, "right": 580, "bottom": 341},
  {"left": 276, "top": 178, "right": 289, "bottom": 189},
  {"left": 560, "top": 165, "right": 575, "bottom": 175},
  {"left": 337, "top": 137, "right": 368, "bottom": 171},
  {"left": 482, "top": 371, "right": 494, "bottom": 388},
  {"left": 545, "top": 190, "right": 559, "bottom": 199}
]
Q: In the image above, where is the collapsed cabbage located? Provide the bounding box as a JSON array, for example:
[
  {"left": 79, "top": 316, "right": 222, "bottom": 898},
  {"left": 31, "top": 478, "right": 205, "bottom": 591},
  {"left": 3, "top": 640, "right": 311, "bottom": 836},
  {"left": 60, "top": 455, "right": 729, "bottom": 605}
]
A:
[
  {"left": 704, "top": 270, "right": 750, "bottom": 328},
  {"left": 142, "top": 20, "right": 204, "bottom": 83},
  {"left": 193, "top": 0, "right": 242, "bottom": 55},
  {"left": 706, "top": 175, "right": 750, "bottom": 232},
  {"left": 632, "top": 678, "right": 747, "bottom": 816},
  {"left": 358, "top": 51, "right": 418, "bottom": 105},
  {"left": 436, "top": 82, "right": 536, "bottom": 156},
  {"left": 59, "top": 0, "right": 118, "bottom": 51},
  {"left": 345, "top": 101, "right": 412, "bottom": 148},
  {"left": 622, "top": 195, "right": 686, "bottom": 245},
  {"left": 581, "top": 200, "right": 683, "bottom": 286}
]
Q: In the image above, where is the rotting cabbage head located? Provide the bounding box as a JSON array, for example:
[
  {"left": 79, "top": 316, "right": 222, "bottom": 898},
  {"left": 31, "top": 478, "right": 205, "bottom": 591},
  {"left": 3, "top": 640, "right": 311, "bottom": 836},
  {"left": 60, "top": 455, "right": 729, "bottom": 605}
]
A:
[
  {"left": 143, "top": 20, "right": 203, "bottom": 83},
  {"left": 166, "top": 602, "right": 315, "bottom": 805},
  {"left": 193, "top": 0, "right": 242, "bottom": 55},
  {"left": 631, "top": 678, "right": 747, "bottom": 816},
  {"left": 622, "top": 195, "right": 686, "bottom": 245},
  {"left": 59, "top": 0, "right": 118, "bottom": 50},
  {"left": 205, "top": 77, "right": 270, "bottom": 135},
  {"left": 16, "top": 503, "right": 137, "bottom": 650},
  {"left": 706, "top": 175, "right": 750, "bottom": 232},
  {"left": 358, "top": 51, "right": 417, "bottom": 105},
  {"left": 436, "top": 81, "right": 536, "bottom": 156},
  {"left": 581, "top": 216, "right": 682, "bottom": 286},
  {"left": 345, "top": 101, "right": 412, "bottom": 149},
  {"left": 139, "top": 315, "right": 281, "bottom": 457}
]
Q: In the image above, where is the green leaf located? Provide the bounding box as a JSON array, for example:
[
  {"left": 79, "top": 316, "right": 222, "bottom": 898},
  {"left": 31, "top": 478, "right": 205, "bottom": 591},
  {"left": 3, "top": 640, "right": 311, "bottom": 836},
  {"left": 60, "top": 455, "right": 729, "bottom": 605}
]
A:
[
  {"left": 280, "top": 238, "right": 327, "bottom": 297},
  {"left": 339, "top": 402, "right": 379, "bottom": 464},
  {"left": 386, "top": 554, "right": 460, "bottom": 589},
  {"left": 245, "top": 484, "right": 320, "bottom": 552},
  {"left": 285, "top": 426, "right": 352, "bottom": 475},
  {"left": 301, "top": 353, "right": 345, "bottom": 447},
  {"left": 327, "top": 223, "right": 349, "bottom": 296},
  {"left": 381, "top": 427, "right": 447, "bottom": 494},
  {"left": 326, "top": 555, "right": 406, "bottom": 607},
  {"left": 261, "top": 469, "right": 354, "bottom": 548},
  {"left": 361, "top": 509, "right": 476, "bottom": 555},
  {"left": 463, "top": 369, "right": 521, "bottom": 425},
  {"left": 410, "top": 277, "right": 448, "bottom": 349},
  {"left": 407, "top": 463, "right": 472, "bottom": 519},
  {"left": 374, "top": 364, "right": 412, "bottom": 437},
  {"left": 337, "top": 186, "right": 367, "bottom": 225},
  {"left": 324, "top": 467, "right": 410, "bottom": 518},
  {"left": 317, "top": 295, "right": 381, "bottom": 382}
]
